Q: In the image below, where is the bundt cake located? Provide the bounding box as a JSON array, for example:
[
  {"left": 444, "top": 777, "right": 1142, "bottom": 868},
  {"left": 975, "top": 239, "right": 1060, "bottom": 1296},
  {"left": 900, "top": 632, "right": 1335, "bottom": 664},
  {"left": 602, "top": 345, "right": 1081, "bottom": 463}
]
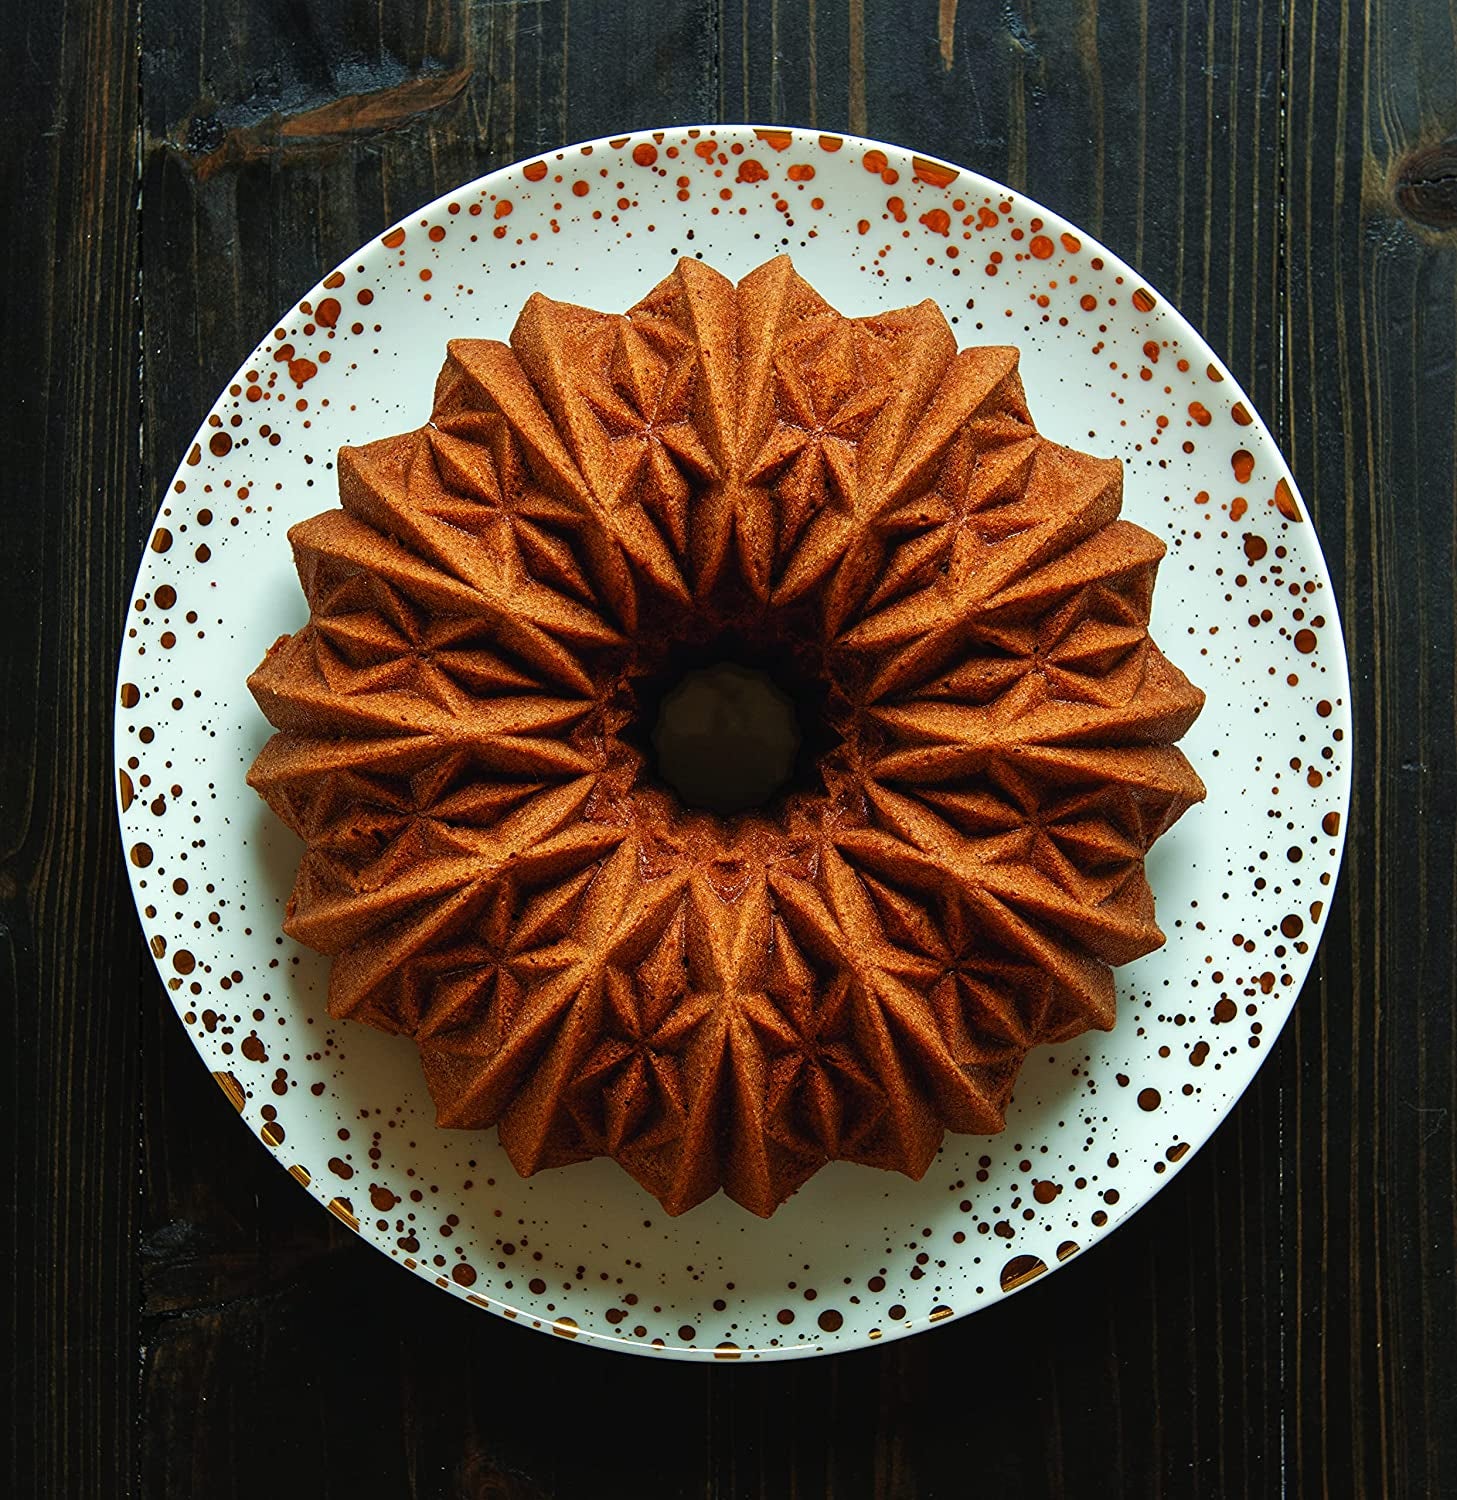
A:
[{"left": 247, "top": 256, "right": 1205, "bottom": 1217}]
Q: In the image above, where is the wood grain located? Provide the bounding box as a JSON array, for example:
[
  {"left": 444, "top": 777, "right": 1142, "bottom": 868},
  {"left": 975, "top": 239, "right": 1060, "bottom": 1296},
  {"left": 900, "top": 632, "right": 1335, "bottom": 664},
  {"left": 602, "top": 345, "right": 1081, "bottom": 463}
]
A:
[
  {"left": 1284, "top": 6, "right": 1457, "bottom": 1495},
  {"left": 4, "top": 0, "right": 1454, "bottom": 1495},
  {"left": 1, "top": 4, "right": 143, "bottom": 1497}
]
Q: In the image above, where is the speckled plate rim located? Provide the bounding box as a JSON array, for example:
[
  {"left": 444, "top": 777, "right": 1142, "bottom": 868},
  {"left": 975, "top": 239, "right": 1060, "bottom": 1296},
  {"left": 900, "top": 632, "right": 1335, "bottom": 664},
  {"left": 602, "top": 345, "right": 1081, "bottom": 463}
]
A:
[{"left": 115, "top": 123, "right": 1352, "bottom": 1360}]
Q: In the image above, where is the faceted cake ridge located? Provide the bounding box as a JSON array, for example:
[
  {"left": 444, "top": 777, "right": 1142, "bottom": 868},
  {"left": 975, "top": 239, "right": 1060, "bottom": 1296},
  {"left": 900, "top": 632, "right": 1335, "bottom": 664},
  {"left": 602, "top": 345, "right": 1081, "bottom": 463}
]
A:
[{"left": 248, "top": 256, "right": 1205, "bottom": 1216}]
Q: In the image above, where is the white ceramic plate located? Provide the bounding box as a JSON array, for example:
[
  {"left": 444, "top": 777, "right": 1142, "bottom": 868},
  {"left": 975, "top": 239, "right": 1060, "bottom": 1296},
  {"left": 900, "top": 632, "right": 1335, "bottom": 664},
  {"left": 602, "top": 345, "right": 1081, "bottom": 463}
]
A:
[{"left": 115, "top": 125, "right": 1351, "bottom": 1360}]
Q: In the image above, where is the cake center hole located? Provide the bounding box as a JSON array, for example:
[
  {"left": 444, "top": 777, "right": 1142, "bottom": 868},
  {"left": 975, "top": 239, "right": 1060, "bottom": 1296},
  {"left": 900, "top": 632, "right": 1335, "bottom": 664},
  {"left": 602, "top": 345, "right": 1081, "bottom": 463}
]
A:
[{"left": 651, "top": 662, "right": 804, "bottom": 815}]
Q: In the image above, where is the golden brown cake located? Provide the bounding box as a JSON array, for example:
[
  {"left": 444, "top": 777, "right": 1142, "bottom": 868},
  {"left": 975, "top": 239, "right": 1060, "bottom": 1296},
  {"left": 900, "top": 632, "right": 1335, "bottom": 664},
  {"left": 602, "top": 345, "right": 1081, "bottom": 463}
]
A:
[{"left": 247, "top": 256, "right": 1205, "bottom": 1217}]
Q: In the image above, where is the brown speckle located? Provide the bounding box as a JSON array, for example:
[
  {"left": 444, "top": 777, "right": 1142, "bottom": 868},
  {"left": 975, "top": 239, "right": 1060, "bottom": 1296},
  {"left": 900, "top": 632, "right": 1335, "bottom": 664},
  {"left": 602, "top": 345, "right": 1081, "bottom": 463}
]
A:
[
  {"left": 912, "top": 156, "right": 958, "bottom": 189},
  {"left": 212, "top": 1070, "right": 245, "bottom": 1112},
  {"left": 327, "top": 1197, "right": 358, "bottom": 1230},
  {"left": 1274, "top": 477, "right": 1303, "bottom": 522},
  {"left": 1000, "top": 1254, "right": 1048, "bottom": 1292}
]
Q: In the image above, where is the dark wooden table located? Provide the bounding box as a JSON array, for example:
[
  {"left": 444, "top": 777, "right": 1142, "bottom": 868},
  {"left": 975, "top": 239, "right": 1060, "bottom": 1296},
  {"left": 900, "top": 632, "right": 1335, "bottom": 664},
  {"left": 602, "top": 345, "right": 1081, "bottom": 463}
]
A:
[{"left": 6, "top": 2, "right": 1456, "bottom": 1495}]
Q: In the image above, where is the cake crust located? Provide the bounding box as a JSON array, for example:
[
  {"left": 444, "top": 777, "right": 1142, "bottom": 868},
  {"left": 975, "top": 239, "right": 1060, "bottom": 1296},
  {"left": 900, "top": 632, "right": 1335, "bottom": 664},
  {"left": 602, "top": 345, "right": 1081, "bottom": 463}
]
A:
[{"left": 248, "top": 256, "right": 1205, "bottom": 1217}]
